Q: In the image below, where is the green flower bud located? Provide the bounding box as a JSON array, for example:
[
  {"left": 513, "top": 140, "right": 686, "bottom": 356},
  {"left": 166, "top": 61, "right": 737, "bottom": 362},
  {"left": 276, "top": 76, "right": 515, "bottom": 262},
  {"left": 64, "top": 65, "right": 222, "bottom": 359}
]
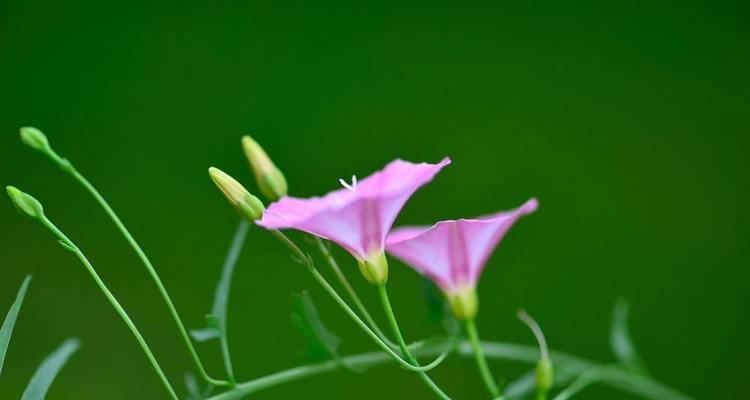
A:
[
  {"left": 447, "top": 286, "right": 478, "bottom": 320},
  {"left": 6, "top": 186, "right": 44, "bottom": 220},
  {"left": 20, "top": 127, "right": 51, "bottom": 153},
  {"left": 357, "top": 251, "right": 389, "bottom": 285},
  {"left": 241, "top": 135, "right": 288, "bottom": 201},
  {"left": 517, "top": 309, "right": 554, "bottom": 395},
  {"left": 535, "top": 357, "right": 554, "bottom": 392},
  {"left": 208, "top": 167, "right": 265, "bottom": 221}
]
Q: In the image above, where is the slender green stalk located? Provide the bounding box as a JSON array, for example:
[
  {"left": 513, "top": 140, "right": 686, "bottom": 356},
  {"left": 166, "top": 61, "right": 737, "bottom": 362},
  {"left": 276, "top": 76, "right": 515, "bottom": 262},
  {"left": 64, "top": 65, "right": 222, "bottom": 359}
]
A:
[
  {"left": 378, "top": 285, "right": 452, "bottom": 400},
  {"left": 312, "top": 236, "right": 396, "bottom": 349},
  {"left": 205, "top": 340, "right": 692, "bottom": 400},
  {"left": 465, "top": 318, "right": 502, "bottom": 398},
  {"left": 270, "top": 230, "right": 437, "bottom": 372},
  {"left": 313, "top": 236, "right": 455, "bottom": 370},
  {"left": 39, "top": 217, "right": 178, "bottom": 400},
  {"left": 44, "top": 153, "right": 229, "bottom": 387}
]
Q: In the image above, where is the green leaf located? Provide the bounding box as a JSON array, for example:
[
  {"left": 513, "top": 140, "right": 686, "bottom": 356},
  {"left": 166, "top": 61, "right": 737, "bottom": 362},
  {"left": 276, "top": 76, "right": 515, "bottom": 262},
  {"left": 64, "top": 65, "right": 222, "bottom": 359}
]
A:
[
  {"left": 192, "top": 222, "right": 248, "bottom": 342},
  {"left": 420, "top": 277, "right": 446, "bottom": 324},
  {"left": 1, "top": 275, "right": 31, "bottom": 375},
  {"left": 610, "top": 299, "right": 648, "bottom": 374},
  {"left": 290, "top": 291, "right": 341, "bottom": 361},
  {"left": 419, "top": 277, "right": 460, "bottom": 336},
  {"left": 191, "top": 314, "right": 222, "bottom": 342},
  {"left": 184, "top": 373, "right": 202, "bottom": 400},
  {"left": 21, "top": 338, "right": 80, "bottom": 400}
]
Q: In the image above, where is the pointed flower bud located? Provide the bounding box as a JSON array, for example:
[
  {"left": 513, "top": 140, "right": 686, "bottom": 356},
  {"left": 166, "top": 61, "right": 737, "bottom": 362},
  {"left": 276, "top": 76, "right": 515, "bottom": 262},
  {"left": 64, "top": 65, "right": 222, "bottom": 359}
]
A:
[
  {"left": 241, "top": 135, "right": 288, "bottom": 201},
  {"left": 447, "top": 285, "right": 478, "bottom": 320},
  {"left": 357, "top": 251, "right": 389, "bottom": 285},
  {"left": 20, "top": 127, "right": 51, "bottom": 153},
  {"left": 6, "top": 186, "right": 45, "bottom": 220},
  {"left": 208, "top": 167, "right": 265, "bottom": 221}
]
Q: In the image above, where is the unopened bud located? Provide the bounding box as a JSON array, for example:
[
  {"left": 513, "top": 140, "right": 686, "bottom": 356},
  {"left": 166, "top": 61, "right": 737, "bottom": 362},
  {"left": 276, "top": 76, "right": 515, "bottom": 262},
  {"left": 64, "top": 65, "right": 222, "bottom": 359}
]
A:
[
  {"left": 241, "top": 135, "right": 288, "bottom": 201},
  {"left": 447, "top": 286, "right": 478, "bottom": 320},
  {"left": 208, "top": 167, "right": 265, "bottom": 221},
  {"left": 6, "top": 186, "right": 45, "bottom": 220},
  {"left": 517, "top": 309, "right": 554, "bottom": 395},
  {"left": 20, "top": 127, "right": 51, "bottom": 153},
  {"left": 357, "top": 251, "right": 389, "bottom": 285},
  {"left": 535, "top": 357, "right": 554, "bottom": 392}
]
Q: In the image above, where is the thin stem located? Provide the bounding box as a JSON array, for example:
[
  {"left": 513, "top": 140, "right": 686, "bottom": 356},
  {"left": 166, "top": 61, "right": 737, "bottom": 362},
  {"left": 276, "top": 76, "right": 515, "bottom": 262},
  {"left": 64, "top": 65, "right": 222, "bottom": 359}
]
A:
[
  {"left": 40, "top": 217, "right": 178, "bottom": 400},
  {"left": 48, "top": 155, "right": 229, "bottom": 387},
  {"left": 205, "top": 340, "right": 693, "bottom": 400},
  {"left": 517, "top": 309, "right": 549, "bottom": 360},
  {"left": 269, "top": 230, "right": 434, "bottom": 372},
  {"left": 312, "top": 236, "right": 397, "bottom": 349},
  {"left": 377, "top": 285, "right": 452, "bottom": 400},
  {"left": 465, "top": 318, "right": 502, "bottom": 398}
]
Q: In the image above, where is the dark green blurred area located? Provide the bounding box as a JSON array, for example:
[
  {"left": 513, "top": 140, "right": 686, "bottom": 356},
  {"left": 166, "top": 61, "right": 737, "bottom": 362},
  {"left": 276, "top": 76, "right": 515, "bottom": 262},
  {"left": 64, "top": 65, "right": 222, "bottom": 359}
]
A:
[{"left": 1, "top": 1, "right": 747, "bottom": 398}]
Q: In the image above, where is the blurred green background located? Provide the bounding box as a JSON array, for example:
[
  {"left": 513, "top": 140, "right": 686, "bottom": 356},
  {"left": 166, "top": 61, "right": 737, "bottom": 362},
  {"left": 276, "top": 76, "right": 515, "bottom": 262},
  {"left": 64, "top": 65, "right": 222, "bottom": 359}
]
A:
[{"left": 1, "top": 1, "right": 747, "bottom": 399}]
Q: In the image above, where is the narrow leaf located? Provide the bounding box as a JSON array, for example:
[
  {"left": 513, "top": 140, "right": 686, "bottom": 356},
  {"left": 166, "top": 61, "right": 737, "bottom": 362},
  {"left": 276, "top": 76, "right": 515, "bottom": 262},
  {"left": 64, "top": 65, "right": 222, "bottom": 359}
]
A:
[
  {"left": 21, "top": 338, "right": 80, "bottom": 400},
  {"left": 190, "top": 314, "right": 222, "bottom": 342},
  {"left": 190, "top": 328, "right": 220, "bottom": 342},
  {"left": 610, "top": 299, "right": 648, "bottom": 374},
  {"left": 1, "top": 275, "right": 31, "bottom": 375},
  {"left": 291, "top": 291, "right": 341, "bottom": 361},
  {"left": 192, "top": 222, "right": 248, "bottom": 341},
  {"left": 184, "top": 373, "right": 201, "bottom": 400}
]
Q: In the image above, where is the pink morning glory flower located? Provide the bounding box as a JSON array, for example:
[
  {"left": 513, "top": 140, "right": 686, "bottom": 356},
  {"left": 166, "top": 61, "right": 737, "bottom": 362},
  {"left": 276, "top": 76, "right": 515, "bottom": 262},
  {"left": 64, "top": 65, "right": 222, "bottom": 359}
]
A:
[
  {"left": 385, "top": 198, "right": 538, "bottom": 318},
  {"left": 257, "top": 158, "right": 451, "bottom": 284}
]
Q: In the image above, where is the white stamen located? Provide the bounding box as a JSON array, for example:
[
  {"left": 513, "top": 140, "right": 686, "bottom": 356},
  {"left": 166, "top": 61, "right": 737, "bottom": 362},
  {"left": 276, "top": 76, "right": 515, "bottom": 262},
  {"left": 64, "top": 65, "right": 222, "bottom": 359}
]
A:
[{"left": 339, "top": 175, "right": 358, "bottom": 192}]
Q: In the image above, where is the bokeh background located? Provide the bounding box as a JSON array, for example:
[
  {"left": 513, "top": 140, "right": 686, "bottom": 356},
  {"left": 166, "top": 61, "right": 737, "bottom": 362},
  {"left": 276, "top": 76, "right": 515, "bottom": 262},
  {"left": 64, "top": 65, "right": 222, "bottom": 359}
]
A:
[{"left": 1, "top": 1, "right": 747, "bottom": 399}]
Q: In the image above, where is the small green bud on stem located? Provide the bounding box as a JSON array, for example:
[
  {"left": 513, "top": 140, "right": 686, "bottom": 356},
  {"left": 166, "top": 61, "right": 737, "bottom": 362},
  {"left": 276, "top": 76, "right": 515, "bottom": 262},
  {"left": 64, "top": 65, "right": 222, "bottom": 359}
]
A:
[
  {"left": 6, "top": 186, "right": 45, "bottom": 220},
  {"left": 535, "top": 357, "right": 554, "bottom": 393},
  {"left": 518, "top": 309, "right": 554, "bottom": 397},
  {"left": 242, "top": 135, "right": 288, "bottom": 201},
  {"left": 19, "top": 126, "right": 72, "bottom": 171},
  {"left": 357, "top": 251, "right": 388, "bottom": 285},
  {"left": 20, "top": 126, "right": 51, "bottom": 153},
  {"left": 208, "top": 167, "right": 265, "bottom": 221},
  {"left": 447, "top": 286, "right": 478, "bottom": 320}
]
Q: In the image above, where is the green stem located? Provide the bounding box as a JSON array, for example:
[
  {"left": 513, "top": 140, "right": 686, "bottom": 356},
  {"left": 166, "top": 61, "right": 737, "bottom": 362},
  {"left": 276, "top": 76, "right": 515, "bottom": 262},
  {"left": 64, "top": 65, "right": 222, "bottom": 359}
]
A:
[
  {"left": 465, "top": 318, "right": 501, "bottom": 398},
  {"left": 40, "top": 217, "right": 178, "bottom": 400},
  {"left": 205, "top": 340, "right": 693, "bottom": 400},
  {"left": 47, "top": 153, "right": 229, "bottom": 387},
  {"left": 270, "top": 230, "right": 434, "bottom": 372},
  {"left": 377, "top": 285, "right": 452, "bottom": 400},
  {"left": 312, "top": 237, "right": 397, "bottom": 349}
]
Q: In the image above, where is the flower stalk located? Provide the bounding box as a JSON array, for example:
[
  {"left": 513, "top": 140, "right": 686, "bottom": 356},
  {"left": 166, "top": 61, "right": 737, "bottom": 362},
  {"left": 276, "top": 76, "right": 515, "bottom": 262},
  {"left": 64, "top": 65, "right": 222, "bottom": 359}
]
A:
[
  {"left": 377, "top": 284, "right": 452, "bottom": 400},
  {"left": 19, "top": 128, "right": 230, "bottom": 387},
  {"left": 465, "top": 318, "right": 502, "bottom": 399},
  {"left": 518, "top": 309, "right": 554, "bottom": 400},
  {"left": 7, "top": 187, "right": 178, "bottom": 400}
]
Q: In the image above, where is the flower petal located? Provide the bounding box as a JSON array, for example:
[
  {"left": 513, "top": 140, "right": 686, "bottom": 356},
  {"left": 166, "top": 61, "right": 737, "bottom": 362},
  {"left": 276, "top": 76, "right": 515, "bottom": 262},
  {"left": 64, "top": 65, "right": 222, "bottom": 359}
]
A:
[
  {"left": 258, "top": 158, "right": 451, "bottom": 259},
  {"left": 386, "top": 198, "right": 538, "bottom": 292}
]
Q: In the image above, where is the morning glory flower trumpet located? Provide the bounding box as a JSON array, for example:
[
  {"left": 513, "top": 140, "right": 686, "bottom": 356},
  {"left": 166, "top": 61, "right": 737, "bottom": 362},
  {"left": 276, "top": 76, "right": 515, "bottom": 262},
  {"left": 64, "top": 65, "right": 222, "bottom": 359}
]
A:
[
  {"left": 385, "top": 197, "right": 538, "bottom": 319},
  {"left": 257, "top": 158, "right": 451, "bottom": 285}
]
